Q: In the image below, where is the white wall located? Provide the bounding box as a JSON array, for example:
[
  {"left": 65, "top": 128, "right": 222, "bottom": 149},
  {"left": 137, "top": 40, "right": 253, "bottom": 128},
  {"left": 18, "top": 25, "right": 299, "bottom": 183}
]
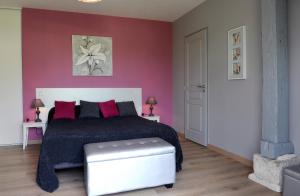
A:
[
  {"left": 173, "top": 0, "right": 262, "bottom": 160},
  {"left": 0, "top": 8, "right": 23, "bottom": 145}
]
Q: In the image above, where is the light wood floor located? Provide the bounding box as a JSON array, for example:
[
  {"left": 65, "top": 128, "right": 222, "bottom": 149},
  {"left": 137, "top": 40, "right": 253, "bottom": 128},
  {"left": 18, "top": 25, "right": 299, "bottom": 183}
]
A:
[{"left": 0, "top": 139, "right": 281, "bottom": 196}]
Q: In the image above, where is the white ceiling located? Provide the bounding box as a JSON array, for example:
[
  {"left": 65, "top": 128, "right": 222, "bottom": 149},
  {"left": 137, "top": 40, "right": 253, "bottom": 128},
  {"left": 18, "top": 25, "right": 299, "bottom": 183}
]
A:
[{"left": 0, "top": 0, "right": 206, "bottom": 22}]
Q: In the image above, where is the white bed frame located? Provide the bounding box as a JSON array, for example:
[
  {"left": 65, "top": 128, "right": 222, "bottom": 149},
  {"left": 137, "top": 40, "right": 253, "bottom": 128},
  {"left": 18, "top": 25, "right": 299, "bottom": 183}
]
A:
[{"left": 36, "top": 88, "right": 142, "bottom": 122}]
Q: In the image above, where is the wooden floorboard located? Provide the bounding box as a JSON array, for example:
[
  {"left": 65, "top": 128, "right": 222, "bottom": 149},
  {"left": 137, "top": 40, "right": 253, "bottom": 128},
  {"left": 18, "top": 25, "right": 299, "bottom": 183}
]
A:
[{"left": 0, "top": 139, "right": 281, "bottom": 196}]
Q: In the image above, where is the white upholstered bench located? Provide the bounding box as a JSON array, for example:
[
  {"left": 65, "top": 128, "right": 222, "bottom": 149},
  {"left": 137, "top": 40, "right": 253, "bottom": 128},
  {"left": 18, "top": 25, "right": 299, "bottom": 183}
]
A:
[{"left": 84, "top": 138, "right": 176, "bottom": 196}]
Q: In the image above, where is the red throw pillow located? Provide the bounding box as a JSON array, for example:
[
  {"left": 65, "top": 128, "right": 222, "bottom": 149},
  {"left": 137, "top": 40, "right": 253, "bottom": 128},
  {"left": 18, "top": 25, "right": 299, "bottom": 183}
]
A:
[
  {"left": 53, "top": 101, "right": 76, "bottom": 120},
  {"left": 99, "top": 100, "right": 120, "bottom": 118}
]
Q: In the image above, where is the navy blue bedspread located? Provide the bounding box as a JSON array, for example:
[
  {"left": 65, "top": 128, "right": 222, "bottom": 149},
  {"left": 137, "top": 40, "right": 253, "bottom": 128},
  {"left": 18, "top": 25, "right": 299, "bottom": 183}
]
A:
[{"left": 36, "top": 116, "right": 183, "bottom": 192}]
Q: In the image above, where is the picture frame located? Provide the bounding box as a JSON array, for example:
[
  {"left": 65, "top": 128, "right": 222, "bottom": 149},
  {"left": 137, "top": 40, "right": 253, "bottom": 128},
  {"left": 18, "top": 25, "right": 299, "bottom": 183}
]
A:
[
  {"left": 72, "top": 35, "right": 113, "bottom": 76},
  {"left": 228, "top": 26, "right": 246, "bottom": 80}
]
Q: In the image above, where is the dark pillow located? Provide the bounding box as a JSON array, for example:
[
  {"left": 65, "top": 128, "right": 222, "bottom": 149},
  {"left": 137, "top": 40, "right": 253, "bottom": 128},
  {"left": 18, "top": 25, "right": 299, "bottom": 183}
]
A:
[
  {"left": 79, "top": 100, "right": 100, "bottom": 118},
  {"left": 99, "top": 100, "right": 120, "bottom": 118},
  {"left": 117, "top": 101, "right": 138, "bottom": 116},
  {"left": 53, "top": 101, "right": 76, "bottom": 120}
]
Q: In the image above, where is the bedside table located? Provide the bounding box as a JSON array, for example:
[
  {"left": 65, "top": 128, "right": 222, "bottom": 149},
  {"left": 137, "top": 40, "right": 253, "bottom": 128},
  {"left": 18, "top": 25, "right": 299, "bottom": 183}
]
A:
[
  {"left": 23, "top": 121, "right": 46, "bottom": 150},
  {"left": 142, "top": 116, "right": 160, "bottom": 123}
]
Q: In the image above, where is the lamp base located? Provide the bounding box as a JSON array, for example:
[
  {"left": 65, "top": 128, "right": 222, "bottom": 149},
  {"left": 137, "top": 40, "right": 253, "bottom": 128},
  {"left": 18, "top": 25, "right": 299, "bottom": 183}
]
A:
[
  {"left": 35, "top": 118, "right": 42, "bottom": 122},
  {"left": 35, "top": 108, "right": 42, "bottom": 122},
  {"left": 149, "top": 105, "right": 154, "bottom": 116}
]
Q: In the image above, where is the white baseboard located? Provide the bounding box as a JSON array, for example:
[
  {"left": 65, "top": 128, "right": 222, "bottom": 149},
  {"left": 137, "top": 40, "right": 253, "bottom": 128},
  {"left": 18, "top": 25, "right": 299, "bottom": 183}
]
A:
[
  {"left": 0, "top": 143, "right": 22, "bottom": 147},
  {"left": 0, "top": 140, "right": 42, "bottom": 147}
]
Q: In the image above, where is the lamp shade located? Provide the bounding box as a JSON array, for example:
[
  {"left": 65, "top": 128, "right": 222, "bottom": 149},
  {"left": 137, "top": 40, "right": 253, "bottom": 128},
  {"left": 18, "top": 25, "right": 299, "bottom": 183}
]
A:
[
  {"left": 31, "top": 99, "right": 45, "bottom": 108},
  {"left": 146, "top": 97, "right": 157, "bottom": 105}
]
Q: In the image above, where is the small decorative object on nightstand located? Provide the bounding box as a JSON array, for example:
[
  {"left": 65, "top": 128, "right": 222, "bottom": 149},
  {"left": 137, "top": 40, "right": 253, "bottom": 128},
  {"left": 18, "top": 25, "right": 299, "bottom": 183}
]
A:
[
  {"left": 142, "top": 115, "right": 160, "bottom": 123},
  {"left": 146, "top": 96, "right": 157, "bottom": 116},
  {"left": 31, "top": 99, "right": 45, "bottom": 122},
  {"left": 23, "top": 121, "right": 46, "bottom": 150}
]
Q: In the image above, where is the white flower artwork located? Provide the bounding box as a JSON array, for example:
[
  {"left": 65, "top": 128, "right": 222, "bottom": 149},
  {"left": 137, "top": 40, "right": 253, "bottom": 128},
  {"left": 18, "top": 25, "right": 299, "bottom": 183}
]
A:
[{"left": 72, "top": 35, "right": 112, "bottom": 76}]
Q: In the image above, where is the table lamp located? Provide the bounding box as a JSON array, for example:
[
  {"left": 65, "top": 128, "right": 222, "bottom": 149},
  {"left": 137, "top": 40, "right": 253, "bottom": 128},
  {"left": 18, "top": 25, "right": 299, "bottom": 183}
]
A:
[
  {"left": 146, "top": 97, "right": 157, "bottom": 116},
  {"left": 31, "top": 99, "right": 45, "bottom": 122}
]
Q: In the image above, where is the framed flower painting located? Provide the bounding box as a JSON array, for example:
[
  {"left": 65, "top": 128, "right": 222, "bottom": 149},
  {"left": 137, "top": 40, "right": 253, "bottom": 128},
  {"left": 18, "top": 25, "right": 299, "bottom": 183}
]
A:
[
  {"left": 72, "top": 35, "right": 112, "bottom": 76},
  {"left": 228, "top": 26, "right": 246, "bottom": 80}
]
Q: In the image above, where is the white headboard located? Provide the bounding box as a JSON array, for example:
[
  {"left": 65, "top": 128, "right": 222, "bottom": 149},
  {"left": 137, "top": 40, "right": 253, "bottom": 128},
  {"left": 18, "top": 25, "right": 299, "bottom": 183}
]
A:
[{"left": 36, "top": 88, "right": 142, "bottom": 122}]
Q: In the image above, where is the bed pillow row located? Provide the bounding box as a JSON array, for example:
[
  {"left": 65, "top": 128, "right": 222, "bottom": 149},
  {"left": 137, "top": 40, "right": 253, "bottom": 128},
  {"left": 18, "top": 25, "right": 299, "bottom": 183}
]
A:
[{"left": 53, "top": 100, "right": 138, "bottom": 120}]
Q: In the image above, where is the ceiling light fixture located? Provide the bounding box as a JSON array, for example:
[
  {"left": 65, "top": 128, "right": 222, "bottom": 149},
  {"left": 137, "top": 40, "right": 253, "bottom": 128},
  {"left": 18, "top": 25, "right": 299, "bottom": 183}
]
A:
[{"left": 78, "top": 0, "right": 102, "bottom": 3}]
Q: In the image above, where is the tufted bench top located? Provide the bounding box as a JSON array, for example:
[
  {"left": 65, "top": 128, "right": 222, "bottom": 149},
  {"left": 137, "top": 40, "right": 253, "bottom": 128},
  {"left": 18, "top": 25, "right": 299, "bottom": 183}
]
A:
[{"left": 84, "top": 138, "right": 175, "bottom": 163}]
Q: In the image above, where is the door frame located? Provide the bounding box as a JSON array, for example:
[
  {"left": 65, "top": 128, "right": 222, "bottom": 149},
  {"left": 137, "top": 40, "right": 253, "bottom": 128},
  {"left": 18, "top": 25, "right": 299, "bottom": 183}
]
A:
[{"left": 184, "top": 27, "right": 209, "bottom": 146}]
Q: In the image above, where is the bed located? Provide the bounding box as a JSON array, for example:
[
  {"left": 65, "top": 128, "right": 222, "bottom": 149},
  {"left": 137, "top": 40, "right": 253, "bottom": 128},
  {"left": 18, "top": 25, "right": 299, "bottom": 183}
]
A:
[{"left": 36, "top": 107, "right": 183, "bottom": 192}]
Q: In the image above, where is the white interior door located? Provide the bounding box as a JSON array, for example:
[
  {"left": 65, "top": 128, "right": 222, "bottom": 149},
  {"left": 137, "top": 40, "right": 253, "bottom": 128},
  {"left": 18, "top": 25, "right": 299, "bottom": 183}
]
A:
[
  {"left": 0, "top": 9, "right": 23, "bottom": 145},
  {"left": 185, "top": 29, "right": 208, "bottom": 146}
]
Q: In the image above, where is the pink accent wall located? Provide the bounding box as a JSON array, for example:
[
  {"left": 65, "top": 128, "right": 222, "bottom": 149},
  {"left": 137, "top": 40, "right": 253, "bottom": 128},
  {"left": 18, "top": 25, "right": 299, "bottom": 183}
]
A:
[{"left": 22, "top": 8, "right": 173, "bottom": 139}]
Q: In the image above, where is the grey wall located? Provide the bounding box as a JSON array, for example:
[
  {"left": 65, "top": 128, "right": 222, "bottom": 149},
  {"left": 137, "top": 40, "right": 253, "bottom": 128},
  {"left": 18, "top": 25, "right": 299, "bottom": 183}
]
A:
[
  {"left": 173, "top": 0, "right": 262, "bottom": 160},
  {"left": 289, "top": 0, "right": 300, "bottom": 156}
]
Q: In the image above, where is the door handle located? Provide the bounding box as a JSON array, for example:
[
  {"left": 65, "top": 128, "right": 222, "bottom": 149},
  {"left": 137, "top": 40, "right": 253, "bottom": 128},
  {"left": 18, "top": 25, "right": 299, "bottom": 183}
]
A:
[{"left": 197, "top": 85, "right": 206, "bottom": 89}]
